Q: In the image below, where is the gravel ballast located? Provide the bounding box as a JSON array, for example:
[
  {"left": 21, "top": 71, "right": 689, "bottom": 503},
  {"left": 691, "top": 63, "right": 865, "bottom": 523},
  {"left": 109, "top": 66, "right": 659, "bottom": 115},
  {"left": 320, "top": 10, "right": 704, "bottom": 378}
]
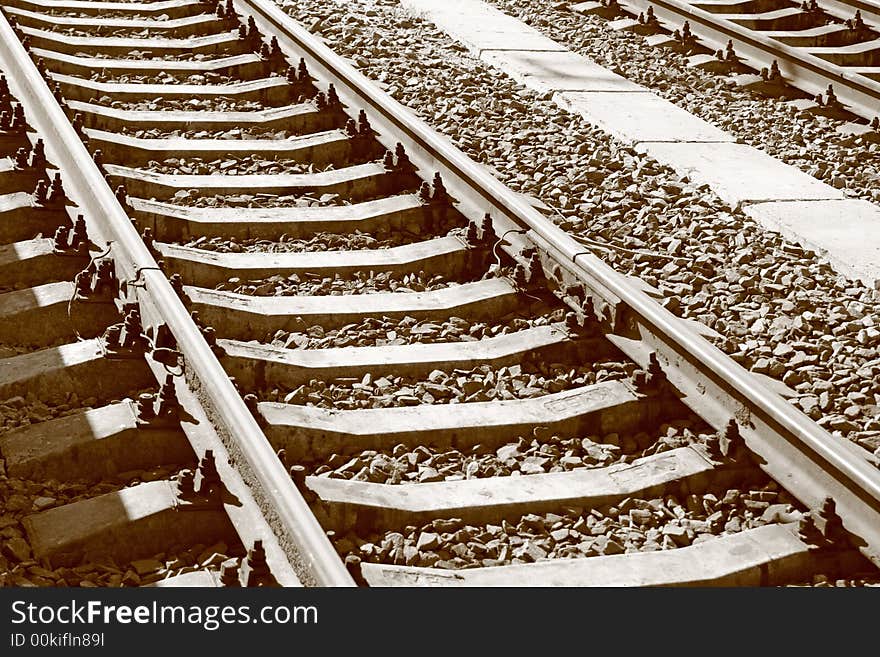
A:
[
  {"left": 493, "top": 0, "right": 880, "bottom": 204},
  {"left": 260, "top": 357, "right": 635, "bottom": 409},
  {"left": 274, "top": 0, "right": 880, "bottom": 455},
  {"left": 263, "top": 304, "right": 564, "bottom": 348},
  {"left": 184, "top": 224, "right": 465, "bottom": 253},
  {"left": 0, "top": 464, "right": 244, "bottom": 587},
  {"left": 335, "top": 480, "right": 796, "bottom": 570},
  {"left": 307, "top": 415, "right": 709, "bottom": 483}
]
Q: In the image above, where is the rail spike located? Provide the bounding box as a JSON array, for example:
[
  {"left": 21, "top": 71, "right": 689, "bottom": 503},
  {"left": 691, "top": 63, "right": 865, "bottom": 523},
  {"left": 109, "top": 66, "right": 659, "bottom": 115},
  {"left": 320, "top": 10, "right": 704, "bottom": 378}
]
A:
[
  {"left": 631, "top": 352, "right": 667, "bottom": 395},
  {"left": 239, "top": 540, "right": 277, "bottom": 587}
]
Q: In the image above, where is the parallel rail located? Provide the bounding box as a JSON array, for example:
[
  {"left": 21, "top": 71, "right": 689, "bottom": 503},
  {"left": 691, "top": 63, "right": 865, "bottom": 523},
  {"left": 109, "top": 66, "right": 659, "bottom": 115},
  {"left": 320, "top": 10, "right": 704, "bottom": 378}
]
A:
[{"left": 607, "top": 0, "right": 880, "bottom": 120}]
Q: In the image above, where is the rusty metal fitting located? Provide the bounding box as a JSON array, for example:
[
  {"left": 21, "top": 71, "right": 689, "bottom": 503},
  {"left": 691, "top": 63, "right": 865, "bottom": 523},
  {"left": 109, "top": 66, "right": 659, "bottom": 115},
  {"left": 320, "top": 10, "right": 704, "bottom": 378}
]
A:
[
  {"left": 13, "top": 146, "right": 29, "bottom": 169},
  {"left": 135, "top": 392, "right": 156, "bottom": 422},
  {"left": 92, "top": 148, "right": 104, "bottom": 169},
  {"left": 815, "top": 496, "right": 846, "bottom": 544},
  {"left": 797, "top": 512, "right": 826, "bottom": 549},
  {"left": 724, "top": 40, "right": 737, "bottom": 63},
  {"left": 513, "top": 263, "right": 529, "bottom": 288},
  {"left": 269, "top": 36, "right": 282, "bottom": 60},
  {"left": 259, "top": 40, "right": 271, "bottom": 60},
  {"left": 169, "top": 273, "right": 184, "bottom": 296},
  {"left": 30, "top": 138, "right": 45, "bottom": 167},
  {"left": 631, "top": 352, "right": 666, "bottom": 394},
  {"left": 156, "top": 374, "right": 180, "bottom": 418},
  {"left": 640, "top": 6, "right": 658, "bottom": 26},
  {"left": 704, "top": 432, "right": 724, "bottom": 461},
  {"left": 120, "top": 308, "right": 145, "bottom": 350},
  {"left": 74, "top": 269, "right": 93, "bottom": 298},
  {"left": 202, "top": 325, "right": 218, "bottom": 348},
  {"left": 478, "top": 213, "right": 493, "bottom": 242},
  {"left": 431, "top": 172, "right": 448, "bottom": 204},
  {"left": 94, "top": 259, "right": 117, "bottom": 295},
  {"left": 141, "top": 226, "right": 157, "bottom": 255},
  {"left": 722, "top": 419, "right": 745, "bottom": 458},
  {"left": 243, "top": 393, "right": 260, "bottom": 417},
  {"left": 114, "top": 184, "right": 128, "bottom": 208},
  {"left": 357, "top": 109, "right": 371, "bottom": 136},
  {"left": 215, "top": 2, "right": 226, "bottom": 18},
  {"left": 72, "top": 112, "right": 84, "bottom": 134},
  {"left": 150, "top": 323, "right": 181, "bottom": 368},
  {"left": 564, "top": 311, "right": 581, "bottom": 332},
  {"left": 71, "top": 214, "right": 87, "bottom": 246},
  {"left": 176, "top": 468, "right": 197, "bottom": 497},
  {"left": 48, "top": 173, "right": 64, "bottom": 204},
  {"left": 0, "top": 75, "right": 7, "bottom": 98},
  {"left": 465, "top": 220, "right": 480, "bottom": 246},
  {"left": 52, "top": 226, "right": 70, "bottom": 252},
  {"left": 220, "top": 559, "right": 241, "bottom": 587},
  {"left": 345, "top": 118, "right": 358, "bottom": 138},
  {"left": 314, "top": 90, "right": 328, "bottom": 110},
  {"left": 646, "top": 352, "right": 664, "bottom": 383},
  {"left": 326, "top": 84, "right": 341, "bottom": 107},
  {"left": 297, "top": 57, "right": 309, "bottom": 82},
  {"left": 394, "top": 142, "right": 412, "bottom": 172},
  {"left": 32, "top": 179, "right": 49, "bottom": 205},
  {"left": 824, "top": 84, "right": 842, "bottom": 109},
  {"left": 237, "top": 23, "right": 247, "bottom": 40},
  {"left": 12, "top": 104, "right": 24, "bottom": 129},
  {"left": 762, "top": 60, "right": 783, "bottom": 83},
  {"left": 678, "top": 21, "right": 694, "bottom": 44},
  {"left": 581, "top": 295, "right": 598, "bottom": 323},
  {"left": 240, "top": 540, "right": 275, "bottom": 587},
  {"left": 225, "top": 0, "right": 234, "bottom": 16},
  {"left": 197, "top": 449, "right": 221, "bottom": 493},
  {"left": 101, "top": 324, "right": 123, "bottom": 352},
  {"left": 0, "top": 111, "right": 10, "bottom": 131},
  {"left": 527, "top": 252, "right": 542, "bottom": 281},
  {"left": 845, "top": 10, "right": 865, "bottom": 31},
  {"left": 289, "top": 464, "right": 306, "bottom": 489},
  {"left": 417, "top": 181, "right": 432, "bottom": 204}
]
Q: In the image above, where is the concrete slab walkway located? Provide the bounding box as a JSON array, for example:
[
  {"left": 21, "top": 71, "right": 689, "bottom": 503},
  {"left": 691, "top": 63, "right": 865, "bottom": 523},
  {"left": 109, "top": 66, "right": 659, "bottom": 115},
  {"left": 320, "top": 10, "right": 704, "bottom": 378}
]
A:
[{"left": 401, "top": 0, "right": 880, "bottom": 288}]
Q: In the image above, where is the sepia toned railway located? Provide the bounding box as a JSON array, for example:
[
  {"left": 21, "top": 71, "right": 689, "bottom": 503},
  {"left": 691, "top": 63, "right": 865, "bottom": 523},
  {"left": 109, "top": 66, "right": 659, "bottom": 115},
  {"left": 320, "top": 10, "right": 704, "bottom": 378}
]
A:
[
  {"left": 0, "top": 0, "right": 878, "bottom": 587},
  {"left": 585, "top": 0, "right": 880, "bottom": 122}
]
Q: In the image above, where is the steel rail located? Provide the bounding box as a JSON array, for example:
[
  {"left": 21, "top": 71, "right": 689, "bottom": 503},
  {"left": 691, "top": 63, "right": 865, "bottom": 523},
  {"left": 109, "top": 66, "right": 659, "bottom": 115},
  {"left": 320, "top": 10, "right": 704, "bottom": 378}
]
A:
[
  {"left": 0, "top": 7, "right": 355, "bottom": 587},
  {"left": 817, "top": 0, "right": 880, "bottom": 28},
  {"left": 237, "top": 0, "right": 880, "bottom": 564},
  {"left": 616, "top": 0, "right": 880, "bottom": 120}
]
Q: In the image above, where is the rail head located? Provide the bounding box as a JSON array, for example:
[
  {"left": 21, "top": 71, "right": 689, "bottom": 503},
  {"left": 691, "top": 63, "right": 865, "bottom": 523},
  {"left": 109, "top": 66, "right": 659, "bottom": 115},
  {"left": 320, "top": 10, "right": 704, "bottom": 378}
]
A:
[{"left": 237, "top": 0, "right": 880, "bottom": 564}]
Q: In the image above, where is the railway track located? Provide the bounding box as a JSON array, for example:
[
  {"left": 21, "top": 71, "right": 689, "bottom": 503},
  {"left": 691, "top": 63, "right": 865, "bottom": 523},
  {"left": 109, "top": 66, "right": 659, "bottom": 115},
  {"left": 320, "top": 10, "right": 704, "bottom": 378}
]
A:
[
  {"left": 574, "top": 0, "right": 880, "bottom": 121},
  {"left": 0, "top": 62, "right": 299, "bottom": 588},
  {"left": 0, "top": 0, "right": 878, "bottom": 586}
]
